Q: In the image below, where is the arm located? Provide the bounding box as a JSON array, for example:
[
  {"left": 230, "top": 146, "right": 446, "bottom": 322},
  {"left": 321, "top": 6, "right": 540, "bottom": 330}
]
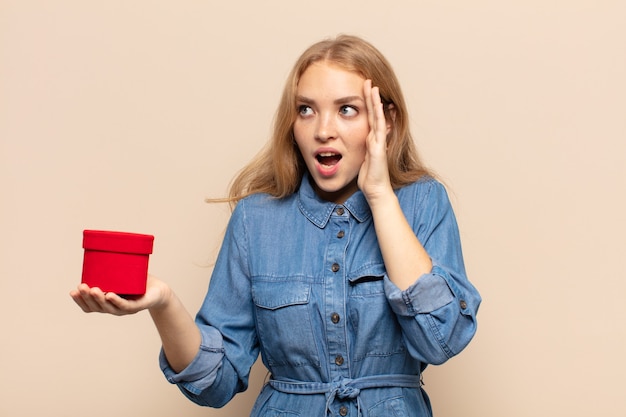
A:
[
  {"left": 367, "top": 191, "right": 432, "bottom": 290},
  {"left": 149, "top": 288, "right": 201, "bottom": 372},
  {"left": 384, "top": 181, "right": 481, "bottom": 364},
  {"left": 358, "top": 80, "right": 432, "bottom": 290},
  {"left": 358, "top": 81, "right": 480, "bottom": 364},
  {"left": 70, "top": 205, "right": 258, "bottom": 407}
]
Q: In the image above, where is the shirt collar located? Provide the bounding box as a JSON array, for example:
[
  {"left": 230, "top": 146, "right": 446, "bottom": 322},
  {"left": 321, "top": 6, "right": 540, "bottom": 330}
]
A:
[{"left": 297, "top": 173, "right": 372, "bottom": 228}]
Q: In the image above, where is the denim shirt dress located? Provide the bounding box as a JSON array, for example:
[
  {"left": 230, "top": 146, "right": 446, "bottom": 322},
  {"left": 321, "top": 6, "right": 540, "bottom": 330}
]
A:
[{"left": 160, "top": 174, "right": 481, "bottom": 417}]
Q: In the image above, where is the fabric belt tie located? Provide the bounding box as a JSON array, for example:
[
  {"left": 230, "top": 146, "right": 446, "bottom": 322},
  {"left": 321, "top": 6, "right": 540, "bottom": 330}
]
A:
[{"left": 269, "top": 374, "right": 423, "bottom": 416}]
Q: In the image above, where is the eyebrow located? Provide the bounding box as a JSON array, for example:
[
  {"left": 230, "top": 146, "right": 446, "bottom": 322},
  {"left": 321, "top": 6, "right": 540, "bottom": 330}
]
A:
[{"left": 296, "top": 95, "right": 364, "bottom": 105}]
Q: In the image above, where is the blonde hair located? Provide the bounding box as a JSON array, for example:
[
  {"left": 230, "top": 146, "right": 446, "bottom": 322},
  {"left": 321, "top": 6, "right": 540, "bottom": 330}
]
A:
[{"left": 217, "top": 35, "right": 432, "bottom": 206}]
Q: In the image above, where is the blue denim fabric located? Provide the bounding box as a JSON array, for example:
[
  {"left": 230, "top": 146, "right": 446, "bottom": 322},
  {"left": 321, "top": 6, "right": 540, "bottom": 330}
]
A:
[{"left": 160, "top": 175, "right": 481, "bottom": 416}]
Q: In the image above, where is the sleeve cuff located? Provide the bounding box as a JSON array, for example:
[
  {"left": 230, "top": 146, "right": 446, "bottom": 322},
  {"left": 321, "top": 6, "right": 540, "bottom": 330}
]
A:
[
  {"left": 159, "top": 326, "right": 225, "bottom": 395},
  {"left": 385, "top": 265, "right": 455, "bottom": 316}
]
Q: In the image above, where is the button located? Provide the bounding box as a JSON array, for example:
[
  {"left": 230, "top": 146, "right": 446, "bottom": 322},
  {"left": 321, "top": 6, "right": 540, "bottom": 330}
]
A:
[
  {"left": 331, "top": 263, "right": 340, "bottom": 272},
  {"left": 460, "top": 300, "right": 467, "bottom": 309},
  {"left": 336, "top": 230, "right": 345, "bottom": 239},
  {"left": 339, "top": 406, "right": 348, "bottom": 416},
  {"left": 331, "top": 312, "right": 340, "bottom": 324},
  {"left": 336, "top": 207, "right": 345, "bottom": 215},
  {"left": 335, "top": 355, "right": 344, "bottom": 366}
]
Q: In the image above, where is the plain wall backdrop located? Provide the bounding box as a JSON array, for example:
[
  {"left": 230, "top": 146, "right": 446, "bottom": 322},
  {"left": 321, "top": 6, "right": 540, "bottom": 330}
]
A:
[{"left": 1, "top": 1, "right": 625, "bottom": 416}]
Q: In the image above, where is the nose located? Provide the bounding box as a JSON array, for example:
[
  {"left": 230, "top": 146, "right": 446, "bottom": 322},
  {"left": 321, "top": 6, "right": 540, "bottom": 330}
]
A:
[{"left": 314, "top": 113, "right": 337, "bottom": 142}]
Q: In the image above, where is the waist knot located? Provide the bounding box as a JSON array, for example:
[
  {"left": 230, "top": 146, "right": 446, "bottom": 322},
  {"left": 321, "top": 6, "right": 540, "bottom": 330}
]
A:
[
  {"left": 268, "top": 374, "right": 422, "bottom": 417},
  {"left": 333, "top": 379, "right": 361, "bottom": 399}
]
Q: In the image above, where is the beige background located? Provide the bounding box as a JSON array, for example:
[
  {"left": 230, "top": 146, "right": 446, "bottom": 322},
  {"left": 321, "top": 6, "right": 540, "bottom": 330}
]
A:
[{"left": 1, "top": 1, "right": 625, "bottom": 416}]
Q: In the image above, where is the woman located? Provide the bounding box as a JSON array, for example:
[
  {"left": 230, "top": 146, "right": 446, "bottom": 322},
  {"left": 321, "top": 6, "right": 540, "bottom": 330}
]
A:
[{"left": 71, "top": 34, "right": 481, "bottom": 416}]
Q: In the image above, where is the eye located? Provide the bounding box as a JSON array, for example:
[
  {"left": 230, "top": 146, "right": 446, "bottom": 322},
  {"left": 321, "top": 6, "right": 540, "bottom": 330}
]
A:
[
  {"left": 339, "top": 105, "right": 358, "bottom": 117},
  {"left": 298, "top": 105, "right": 313, "bottom": 117}
]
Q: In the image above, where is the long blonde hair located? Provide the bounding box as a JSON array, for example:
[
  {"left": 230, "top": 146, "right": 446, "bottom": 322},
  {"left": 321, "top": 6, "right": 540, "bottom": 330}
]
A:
[{"left": 218, "top": 35, "right": 431, "bottom": 206}]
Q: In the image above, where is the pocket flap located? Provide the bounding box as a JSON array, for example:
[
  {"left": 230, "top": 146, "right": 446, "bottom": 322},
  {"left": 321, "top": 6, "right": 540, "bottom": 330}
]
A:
[
  {"left": 251, "top": 280, "right": 311, "bottom": 310},
  {"left": 347, "top": 263, "right": 386, "bottom": 283}
]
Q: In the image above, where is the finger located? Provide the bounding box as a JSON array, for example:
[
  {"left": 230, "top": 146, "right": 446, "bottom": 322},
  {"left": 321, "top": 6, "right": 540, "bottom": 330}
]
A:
[
  {"left": 84, "top": 285, "right": 115, "bottom": 313},
  {"left": 364, "top": 81, "right": 387, "bottom": 146},
  {"left": 70, "top": 289, "right": 94, "bottom": 313},
  {"left": 370, "top": 86, "right": 387, "bottom": 142},
  {"left": 75, "top": 284, "right": 103, "bottom": 312},
  {"left": 104, "top": 292, "right": 137, "bottom": 313},
  {"left": 94, "top": 289, "right": 132, "bottom": 315},
  {"left": 364, "top": 79, "right": 376, "bottom": 133}
]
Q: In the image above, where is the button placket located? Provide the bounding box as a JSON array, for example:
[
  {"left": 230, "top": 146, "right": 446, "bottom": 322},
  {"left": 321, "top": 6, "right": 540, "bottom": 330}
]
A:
[{"left": 324, "top": 206, "right": 350, "bottom": 378}]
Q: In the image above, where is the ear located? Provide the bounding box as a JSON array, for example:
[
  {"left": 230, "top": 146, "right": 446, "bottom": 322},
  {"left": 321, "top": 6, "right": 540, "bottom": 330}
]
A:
[{"left": 385, "top": 103, "right": 396, "bottom": 136}]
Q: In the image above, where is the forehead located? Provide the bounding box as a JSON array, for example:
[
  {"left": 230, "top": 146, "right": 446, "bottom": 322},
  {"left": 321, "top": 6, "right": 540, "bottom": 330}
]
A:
[{"left": 297, "top": 62, "right": 365, "bottom": 98}]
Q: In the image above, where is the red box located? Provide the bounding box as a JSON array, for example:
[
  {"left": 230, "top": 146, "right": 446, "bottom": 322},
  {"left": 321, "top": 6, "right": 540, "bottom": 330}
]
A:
[{"left": 81, "top": 230, "right": 154, "bottom": 295}]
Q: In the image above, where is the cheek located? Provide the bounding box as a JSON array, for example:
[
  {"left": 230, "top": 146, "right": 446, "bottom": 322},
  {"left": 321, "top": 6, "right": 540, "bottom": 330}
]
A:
[
  {"left": 292, "top": 122, "right": 308, "bottom": 147},
  {"left": 355, "top": 143, "right": 367, "bottom": 165},
  {"left": 348, "top": 127, "right": 369, "bottom": 159}
]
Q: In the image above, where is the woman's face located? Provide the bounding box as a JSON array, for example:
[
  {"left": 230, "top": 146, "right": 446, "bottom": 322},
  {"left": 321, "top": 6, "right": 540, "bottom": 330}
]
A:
[{"left": 293, "top": 62, "right": 370, "bottom": 204}]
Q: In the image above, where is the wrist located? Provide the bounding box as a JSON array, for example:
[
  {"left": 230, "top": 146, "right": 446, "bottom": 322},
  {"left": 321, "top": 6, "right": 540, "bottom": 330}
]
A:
[
  {"left": 149, "top": 281, "right": 175, "bottom": 313},
  {"left": 365, "top": 186, "right": 397, "bottom": 210}
]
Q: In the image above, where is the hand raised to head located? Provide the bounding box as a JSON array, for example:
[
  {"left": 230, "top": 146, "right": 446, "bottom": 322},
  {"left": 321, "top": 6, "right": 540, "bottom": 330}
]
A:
[{"left": 358, "top": 79, "right": 393, "bottom": 203}]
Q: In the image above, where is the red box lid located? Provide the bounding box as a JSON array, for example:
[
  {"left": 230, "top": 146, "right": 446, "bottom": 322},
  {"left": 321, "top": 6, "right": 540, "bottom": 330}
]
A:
[{"left": 83, "top": 230, "right": 154, "bottom": 255}]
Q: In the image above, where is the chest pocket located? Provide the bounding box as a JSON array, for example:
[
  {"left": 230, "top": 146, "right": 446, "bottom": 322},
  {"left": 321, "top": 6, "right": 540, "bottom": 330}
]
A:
[
  {"left": 251, "top": 280, "right": 320, "bottom": 369},
  {"left": 348, "top": 266, "right": 406, "bottom": 362}
]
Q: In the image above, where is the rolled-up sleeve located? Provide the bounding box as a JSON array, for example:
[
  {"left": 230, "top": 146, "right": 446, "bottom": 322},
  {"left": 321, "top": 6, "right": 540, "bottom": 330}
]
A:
[
  {"left": 385, "top": 269, "right": 454, "bottom": 315},
  {"left": 385, "top": 180, "right": 481, "bottom": 365},
  {"left": 159, "top": 326, "right": 225, "bottom": 395}
]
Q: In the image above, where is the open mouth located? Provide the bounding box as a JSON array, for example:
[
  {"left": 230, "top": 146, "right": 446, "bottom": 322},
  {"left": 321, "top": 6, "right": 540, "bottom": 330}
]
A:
[{"left": 316, "top": 152, "right": 342, "bottom": 167}]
